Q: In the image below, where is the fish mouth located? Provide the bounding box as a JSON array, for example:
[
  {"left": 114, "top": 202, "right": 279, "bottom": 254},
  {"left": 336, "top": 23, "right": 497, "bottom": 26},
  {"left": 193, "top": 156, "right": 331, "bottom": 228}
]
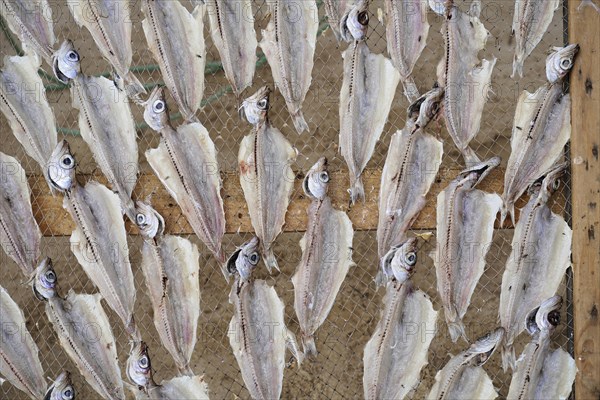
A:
[
  {"left": 471, "top": 327, "right": 504, "bottom": 365},
  {"left": 529, "top": 162, "right": 568, "bottom": 195},
  {"left": 459, "top": 156, "right": 501, "bottom": 187},
  {"left": 526, "top": 295, "right": 563, "bottom": 334}
]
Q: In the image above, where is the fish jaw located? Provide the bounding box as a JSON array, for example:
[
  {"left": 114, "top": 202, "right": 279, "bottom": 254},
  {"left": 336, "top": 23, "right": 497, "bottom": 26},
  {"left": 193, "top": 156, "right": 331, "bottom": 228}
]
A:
[
  {"left": 226, "top": 237, "right": 260, "bottom": 281},
  {"left": 340, "top": 0, "right": 369, "bottom": 42},
  {"left": 546, "top": 43, "right": 580, "bottom": 83},
  {"left": 240, "top": 86, "right": 270, "bottom": 126},
  {"left": 52, "top": 40, "right": 80, "bottom": 84}
]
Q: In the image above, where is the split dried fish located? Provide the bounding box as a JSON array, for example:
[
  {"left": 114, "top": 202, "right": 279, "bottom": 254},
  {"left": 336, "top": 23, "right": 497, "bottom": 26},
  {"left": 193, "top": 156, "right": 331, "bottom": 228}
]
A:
[
  {"left": 142, "top": 0, "right": 205, "bottom": 121},
  {"left": 364, "top": 239, "right": 438, "bottom": 400},
  {"left": 206, "top": 0, "right": 257, "bottom": 97},
  {"left": 47, "top": 140, "right": 137, "bottom": 336},
  {"left": 340, "top": 1, "right": 400, "bottom": 204},
  {"left": 292, "top": 157, "right": 354, "bottom": 357},
  {"left": 432, "top": 157, "right": 502, "bottom": 342},
  {"left": 427, "top": 328, "right": 504, "bottom": 400},
  {"left": 33, "top": 259, "right": 125, "bottom": 400},
  {"left": 0, "top": 152, "right": 41, "bottom": 277},
  {"left": 259, "top": 0, "right": 318, "bottom": 134},
  {"left": 512, "top": 0, "right": 560, "bottom": 79},
  {"left": 499, "top": 163, "right": 572, "bottom": 371},
  {"left": 501, "top": 44, "right": 578, "bottom": 225},
  {"left": 135, "top": 202, "right": 200, "bottom": 376},
  {"left": 143, "top": 86, "right": 226, "bottom": 265},
  {"left": 377, "top": 87, "right": 443, "bottom": 259},
  {"left": 507, "top": 296, "right": 577, "bottom": 400},
  {"left": 433, "top": 0, "right": 496, "bottom": 164},
  {"left": 324, "top": 0, "right": 354, "bottom": 41},
  {"left": 67, "top": 0, "right": 145, "bottom": 97},
  {"left": 239, "top": 87, "right": 296, "bottom": 272},
  {"left": 227, "top": 237, "right": 301, "bottom": 399},
  {"left": 44, "top": 371, "right": 75, "bottom": 400}
]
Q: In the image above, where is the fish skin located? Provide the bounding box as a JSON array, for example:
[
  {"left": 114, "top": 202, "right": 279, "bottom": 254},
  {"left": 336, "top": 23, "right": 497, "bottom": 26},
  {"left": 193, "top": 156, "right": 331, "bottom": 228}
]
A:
[
  {"left": 432, "top": 157, "right": 502, "bottom": 343},
  {"left": 206, "top": 0, "right": 257, "bottom": 97},
  {"left": 292, "top": 157, "right": 354, "bottom": 358},
  {"left": 0, "top": 284, "right": 47, "bottom": 400},
  {"left": 44, "top": 371, "right": 75, "bottom": 400},
  {"left": 259, "top": 0, "right": 318, "bottom": 134},
  {"left": 324, "top": 0, "right": 354, "bottom": 41},
  {"left": 142, "top": 0, "right": 205, "bottom": 121},
  {"left": 499, "top": 163, "right": 572, "bottom": 371}
]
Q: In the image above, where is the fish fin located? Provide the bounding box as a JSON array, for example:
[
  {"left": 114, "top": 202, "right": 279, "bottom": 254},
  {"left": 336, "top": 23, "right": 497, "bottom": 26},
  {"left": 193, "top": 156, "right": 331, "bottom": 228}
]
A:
[
  {"left": 285, "top": 329, "right": 304, "bottom": 366},
  {"left": 263, "top": 249, "right": 279, "bottom": 273},
  {"left": 302, "top": 334, "right": 318, "bottom": 359},
  {"left": 291, "top": 110, "right": 309, "bottom": 134},
  {"left": 501, "top": 342, "right": 517, "bottom": 372},
  {"left": 348, "top": 176, "right": 365, "bottom": 205}
]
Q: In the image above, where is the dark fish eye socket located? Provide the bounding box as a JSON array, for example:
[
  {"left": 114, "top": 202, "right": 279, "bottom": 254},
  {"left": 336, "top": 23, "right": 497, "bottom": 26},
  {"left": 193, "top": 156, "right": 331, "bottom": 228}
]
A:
[
  {"left": 139, "top": 356, "right": 149, "bottom": 368},
  {"left": 45, "top": 270, "right": 56, "bottom": 283},
  {"left": 552, "top": 179, "right": 560, "bottom": 190},
  {"left": 358, "top": 11, "right": 369, "bottom": 25},
  {"left": 136, "top": 213, "right": 146, "bottom": 225},
  {"left": 258, "top": 99, "right": 268, "bottom": 109},
  {"left": 61, "top": 155, "right": 74, "bottom": 169},
  {"left": 67, "top": 51, "right": 79, "bottom": 61},
  {"left": 153, "top": 100, "right": 165, "bottom": 113},
  {"left": 249, "top": 252, "right": 259, "bottom": 265},
  {"left": 63, "top": 387, "right": 74, "bottom": 399},
  {"left": 319, "top": 172, "right": 330, "bottom": 183},
  {"left": 406, "top": 252, "right": 417, "bottom": 265},
  {"left": 561, "top": 58, "right": 571, "bottom": 69}
]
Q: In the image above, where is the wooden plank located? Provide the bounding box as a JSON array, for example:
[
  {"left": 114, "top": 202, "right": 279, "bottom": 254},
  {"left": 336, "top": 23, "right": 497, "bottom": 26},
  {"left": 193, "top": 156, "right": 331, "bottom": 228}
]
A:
[
  {"left": 29, "top": 167, "right": 566, "bottom": 236},
  {"left": 569, "top": 2, "right": 600, "bottom": 399}
]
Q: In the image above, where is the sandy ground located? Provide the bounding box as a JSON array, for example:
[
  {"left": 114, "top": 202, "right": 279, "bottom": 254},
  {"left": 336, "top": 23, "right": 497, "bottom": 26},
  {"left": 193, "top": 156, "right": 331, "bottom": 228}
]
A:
[{"left": 0, "top": 0, "right": 572, "bottom": 399}]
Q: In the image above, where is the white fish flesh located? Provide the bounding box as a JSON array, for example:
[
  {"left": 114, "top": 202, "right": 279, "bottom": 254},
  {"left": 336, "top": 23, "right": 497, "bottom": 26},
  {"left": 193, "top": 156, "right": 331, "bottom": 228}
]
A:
[
  {"left": 142, "top": 0, "right": 205, "bottom": 121},
  {"left": 44, "top": 371, "right": 76, "bottom": 400},
  {"left": 292, "top": 157, "right": 354, "bottom": 357},
  {"left": 499, "top": 163, "right": 572, "bottom": 371},
  {"left": 0, "top": 152, "right": 41, "bottom": 277},
  {"left": 206, "top": 0, "right": 257, "bottom": 97},
  {"left": 432, "top": 157, "right": 502, "bottom": 342},
  {"left": 324, "top": 0, "right": 354, "bottom": 41},
  {"left": 259, "top": 0, "right": 318, "bottom": 134},
  {"left": 239, "top": 87, "right": 296, "bottom": 273},
  {"left": 143, "top": 86, "right": 226, "bottom": 265}
]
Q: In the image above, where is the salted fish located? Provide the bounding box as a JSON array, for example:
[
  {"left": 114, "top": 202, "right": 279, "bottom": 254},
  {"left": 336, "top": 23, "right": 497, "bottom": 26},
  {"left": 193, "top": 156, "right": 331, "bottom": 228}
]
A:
[
  {"left": 507, "top": 296, "right": 577, "bottom": 400},
  {"left": 47, "top": 140, "right": 137, "bottom": 336},
  {"left": 33, "top": 259, "right": 125, "bottom": 400},
  {"left": 512, "top": 0, "right": 560, "bottom": 79},
  {"left": 44, "top": 371, "right": 76, "bottom": 400},
  {"left": 384, "top": 0, "right": 430, "bottom": 101},
  {"left": 142, "top": 0, "right": 205, "bottom": 121},
  {"left": 340, "top": 1, "right": 400, "bottom": 204},
  {"left": 427, "top": 328, "right": 503, "bottom": 400},
  {"left": 324, "top": 0, "right": 354, "bottom": 41},
  {"left": 134, "top": 202, "right": 200, "bottom": 376},
  {"left": 0, "top": 152, "right": 41, "bottom": 277},
  {"left": 433, "top": 0, "right": 496, "bottom": 164},
  {"left": 143, "top": 86, "right": 226, "bottom": 265},
  {"left": 239, "top": 86, "right": 296, "bottom": 272},
  {"left": 227, "top": 237, "right": 301, "bottom": 399},
  {"left": 259, "top": 0, "right": 318, "bottom": 134},
  {"left": 499, "top": 163, "right": 572, "bottom": 371},
  {"left": 0, "top": 53, "right": 57, "bottom": 185},
  {"left": 501, "top": 44, "right": 578, "bottom": 225},
  {"left": 364, "top": 239, "right": 438, "bottom": 400},
  {"left": 291, "top": 157, "right": 354, "bottom": 357},
  {"left": 432, "top": 157, "right": 502, "bottom": 342},
  {"left": 205, "top": 0, "right": 257, "bottom": 97},
  {"left": 66, "top": 0, "right": 144, "bottom": 97},
  {"left": 0, "top": 284, "right": 46, "bottom": 399},
  {"left": 377, "top": 87, "right": 443, "bottom": 259},
  {"left": 0, "top": 0, "right": 55, "bottom": 62}
]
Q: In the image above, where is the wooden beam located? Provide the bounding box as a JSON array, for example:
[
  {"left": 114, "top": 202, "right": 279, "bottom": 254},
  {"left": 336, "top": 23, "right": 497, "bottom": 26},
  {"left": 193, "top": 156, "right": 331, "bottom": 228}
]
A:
[
  {"left": 569, "top": 2, "right": 600, "bottom": 399},
  {"left": 29, "top": 167, "right": 566, "bottom": 236}
]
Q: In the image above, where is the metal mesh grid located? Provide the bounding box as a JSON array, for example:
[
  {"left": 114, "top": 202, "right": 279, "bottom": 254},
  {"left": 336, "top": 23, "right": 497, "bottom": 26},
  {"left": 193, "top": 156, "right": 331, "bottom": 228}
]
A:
[{"left": 0, "top": 0, "right": 574, "bottom": 398}]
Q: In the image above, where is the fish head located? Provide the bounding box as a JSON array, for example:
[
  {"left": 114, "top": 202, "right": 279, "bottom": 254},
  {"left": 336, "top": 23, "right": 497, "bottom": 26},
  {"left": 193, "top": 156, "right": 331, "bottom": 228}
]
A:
[
  {"left": 407, "top": 84, "right": 444, "bottom": 128},
  {"left": 134, "top": 201, "right": 165, "bottom": 239},
  {"left": 47, "top": 140, "right": 76, "bottom": 192},
  {"left": 526, "top": 295, "right": 562, "bottom": 335},
  {"left": 33, "top": 258, "right": 58, "bottom": 301},
  {"left": 240, "top": 86, "right": 270, "bottom": 125},
  {"left": 303, "top": 157, "right": 330, "bottom": 200},
  {"left": 143, "top": 86, "right": 170, "bottom": 131},
  {"left": 44, "top": 371, "right": 75, "bottom": 400},
  {"left": 127, "top": 341, "right": 154, "bottom": 389},
  {"left": 52, "top": 40, "right": 81, "bottom": 84},
  {"left": 528, "top": 162, "right": 567, "bottom": 203},
  {"left": 429, "top": 0, "right": 451, "bottom": 15},
  {"left": 546, "top": 44, "right": 579, "bottom": 83},
  {"left": 380, "top": 238, "right": 418, "bottom": 283},
  {"left": 340, "top": 0, "right": 369, "bottom": 41},
  {"left": 456, "top": 156, "right": 501, "bottom": 190},
  {"left": 469, "top": 327, "right": 504, "bottom": 366},
  {"left": 226, "top": 237, "right": 260, "bottom": 281}
]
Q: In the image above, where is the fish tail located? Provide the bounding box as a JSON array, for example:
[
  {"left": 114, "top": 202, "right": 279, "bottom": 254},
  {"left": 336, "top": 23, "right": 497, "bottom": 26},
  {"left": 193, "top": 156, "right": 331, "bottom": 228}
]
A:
[
  {"left": 291, "top": 110, "right": 309, "bottom": 134},
  {"left": 500, "top": 201, "right": 515, "bottom": 228},
  {"left": 178, "top": 364, "right": 194, "bottom": 377},
  {"left": 501, "top": 341, "right": 517, "bottom": 372},
  {"left": 349, "top": 176, "right": 365, "bottom": 205},
  {"left": 124, "top": 71, "right": 147, "bottom": 99},
  {"left": 263, "top": 248, "right": 279, "bottom": 273},
  {"left": 511, "top": 56, "right": 524, "bottom": 80},
  {"left": 462, "top": 146, "right": 481, "bottom": 166},
  {"left": 302, "top": 334, "right": 318, "bottom": 359},
  {"left": 402, "top": 77, "right": 420, "bottom": 103},
  {"left": 446, "top": 306, "right": 467, "bottom": 343},
  {"left": 127, "top": 316, "right": 141, "bottom": 341}
]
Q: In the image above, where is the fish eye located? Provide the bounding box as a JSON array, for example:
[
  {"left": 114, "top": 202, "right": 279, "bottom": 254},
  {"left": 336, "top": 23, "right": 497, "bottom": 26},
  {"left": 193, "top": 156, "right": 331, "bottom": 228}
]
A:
[
  {"left": 136, "top": 213, "right": 146, "bottom": 226},
  {"left": 67, "top": 50, "right": 79, "bottom": 62},
  {"left": 258, "top": 98, "right": 268, "bottom": 110},
  {"left": 45, "top": 269, "right": 56, "bottom": 283},
  {"left": 552, "top": 179, "right": 560, "bottom": 190},
  {"left": 358, "top": 11, "right": 369, "bottom": 26},
  {"left": 560, "top": 58, "right": 571, "bottom": 69},
  {"left": 139, "top": 355, "right": 149, "bottom": 369},
  {"left": 431, "top": 101, "right": 440, "bottom": 113},
  {"left": 548, "top": 310, "right": 561, "bottom": 326},
  {"left": 60, "top": 154, "right": 75, "bottom": 169},
  {"left": 62, "top": 387, "right": 74, "bottom": 400},
  {"left": 405, "top": 252, "right": 417, "bottom": 266},
  {"left": 153, "top": 100, "right": 165, "bottom": 113},
  {"left": 319, "top": 171, "right": 330, "bottom": 183},
  {"left": 249, "top": 252, "right": 259, "bottom": 265}
]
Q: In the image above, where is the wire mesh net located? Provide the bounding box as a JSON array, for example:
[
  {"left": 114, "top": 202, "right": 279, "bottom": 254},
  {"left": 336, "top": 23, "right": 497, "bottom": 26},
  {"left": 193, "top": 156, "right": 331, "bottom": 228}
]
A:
[{"left": 0, "top": 0, "right": 574, "bottom": 399}]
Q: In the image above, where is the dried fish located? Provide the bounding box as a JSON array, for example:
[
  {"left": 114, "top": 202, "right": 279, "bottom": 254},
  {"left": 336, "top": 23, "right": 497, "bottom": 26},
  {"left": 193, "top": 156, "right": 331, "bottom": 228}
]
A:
[
  {"left": 259, "top": 0, "right": 318, "bottom": 134},
  {"left": 292, "top": 157, "right": 354, "bottom": 357},
  {"left": 135, "top": 202, "right": 200, "bottom": 376},
  {"left": 512, "top": 0, "right": 560, "bottom": 79},
  {"left": 227, "top": 237, "right": 301, "bottom": 399},
  {"left": 499, "top": 163, "right": 572, "bottom": 371},
  {"left": 377, "top": 87, "right": 443, "bottom": 259},
  {"left": 33, "top": 258, "right": 125, "bottom": 400},
  {"left": 66, "top": 0, "right": 145, "bottom": 97},
  {"left": 47, "top": 140, "right": 137, "bottom": 336},
  {"left": 0, "top": 284, "right": 46, "bottom": 399},
  {"left": 507, "top": 296, "right": 577, "bottom": 400},
  {"left": 432, "top": 157, "right": 502, "bottom": 342},
  {"left": 206, "top": 0, "right": 257, "bottom": 97},
  {"left": 0, "top": 152, "right": 41, "bottom": 277},
  {"left": 44, "top": 371, "right": 75, "bottom": 400},
  {"left": 239, "top": 87, "right": 296, "bottom": 272},
  {"left": 501, "top": 44, "right": 578, "bottom": 225},
  {"left": 324, "top": 0, "right": 354, "bottom": 41},
  {"left": 364, "top": 239, "right": 438, "bottom": 400},
  {"left": 340, "top": 1, "right": 400, "bottom": 203},
  {"left": 142, "top": 0, "right": 205, "bottom": 121},
  {"left": 143, "top": 87, "right": 226, "bottom": 265},
  {"left": 427, "top": 328, "right": 503, "bottom": 400}
]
